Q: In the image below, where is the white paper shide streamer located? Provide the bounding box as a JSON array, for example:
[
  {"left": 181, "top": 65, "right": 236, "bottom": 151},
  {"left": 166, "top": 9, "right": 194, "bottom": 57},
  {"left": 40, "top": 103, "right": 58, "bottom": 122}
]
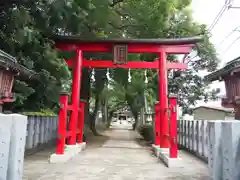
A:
[
  {"left": 128, "top": 69, "right": 132, "bottom": 83},
  {"left": 91, "top": 68, "right": 95, "bottom": 82},
  {"left": 106, "top": 68, "right": 110, "bottom": 88},
  {"left": 144, "top": 70, "right": 148, "bottom": 84},
  {"left": 168, "top": 69, "right": 174, "bottom": 79}
]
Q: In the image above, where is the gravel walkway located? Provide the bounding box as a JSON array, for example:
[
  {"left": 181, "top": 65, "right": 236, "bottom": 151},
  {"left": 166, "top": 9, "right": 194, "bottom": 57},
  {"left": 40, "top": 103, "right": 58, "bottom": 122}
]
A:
[{"left": 23, "top": 124, "right": 209, "bottom": 180}]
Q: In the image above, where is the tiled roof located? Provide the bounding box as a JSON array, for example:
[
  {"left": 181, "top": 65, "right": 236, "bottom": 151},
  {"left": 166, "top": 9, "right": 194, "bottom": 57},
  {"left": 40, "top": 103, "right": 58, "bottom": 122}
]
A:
[
  {"left": 193, "top": 105, "right": 234, "bottom": 113},
  {"left": 0, "top": 50, "right": 34, "bottom": 78},
  {"left": 204, "top": 56, "right": 240, "bottom": 81}
]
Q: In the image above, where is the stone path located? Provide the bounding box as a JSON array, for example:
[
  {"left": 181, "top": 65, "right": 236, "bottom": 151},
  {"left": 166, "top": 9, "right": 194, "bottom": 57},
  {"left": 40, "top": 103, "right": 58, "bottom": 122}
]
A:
[{"left": 23, "top": 124, "right": 209, "bottom": 180}]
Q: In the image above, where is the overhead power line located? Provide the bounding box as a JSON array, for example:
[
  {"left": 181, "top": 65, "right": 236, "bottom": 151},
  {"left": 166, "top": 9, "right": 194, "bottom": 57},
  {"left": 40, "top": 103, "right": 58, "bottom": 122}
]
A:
[
  {"left": 184, "top": 0, "right": 233, "bottom": 63},
  {"left": 209, "top": 0, "right": 233, "bottom": 32},
  {"left": 223, "top": 36, "right": 240, "bottom": 55},
  {"left": 219, "top": 25, "right": 240, "bottom": 45},
  {"left": 207, "top": 3, "right": 228, "bottom": 32},
  {"left": 220, "top": 35, "right": 240, "bottom": 67}
]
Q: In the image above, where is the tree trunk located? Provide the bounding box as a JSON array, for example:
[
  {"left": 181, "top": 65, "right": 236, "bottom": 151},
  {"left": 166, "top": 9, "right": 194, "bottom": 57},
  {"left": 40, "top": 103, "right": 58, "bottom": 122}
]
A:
[
  {"left": 107, "top": 110, "right": 114, "bottom": 128},
  {"left": 101, "top": 97, "right": 108, "bottom": 123},
  {"left": 80, "top": 68, "right": 91, "bottom": 125},
  {"left": 132, "top": 113, "right": 138, "bottom": 130},
  {"left": 81, "top": 68, "right": 106, "bottom": 135},
  {"left": 89, "top": 93, "right": 100, "bottom": 136}
]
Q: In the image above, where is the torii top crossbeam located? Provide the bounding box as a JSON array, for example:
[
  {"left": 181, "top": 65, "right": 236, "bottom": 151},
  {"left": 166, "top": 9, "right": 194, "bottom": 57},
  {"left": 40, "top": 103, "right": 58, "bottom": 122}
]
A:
[
  {"left": 53, "top": 35, "right": 202, "bottom": 69},
  {"left": 54, "top": 35, "right": 201, "bottom": 53}
]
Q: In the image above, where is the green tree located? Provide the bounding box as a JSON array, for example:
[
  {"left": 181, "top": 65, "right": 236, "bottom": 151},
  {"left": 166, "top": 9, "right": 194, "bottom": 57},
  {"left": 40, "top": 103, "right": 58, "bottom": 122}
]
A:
[
  {"left": 0, "top": 0, "right": 71, "bottom": 112},
  {"left": 109, "top": 0, "right": 218, "bottom": 115},
  {"left": 0, "top": 0, "right": 219, "bottom": 133}
]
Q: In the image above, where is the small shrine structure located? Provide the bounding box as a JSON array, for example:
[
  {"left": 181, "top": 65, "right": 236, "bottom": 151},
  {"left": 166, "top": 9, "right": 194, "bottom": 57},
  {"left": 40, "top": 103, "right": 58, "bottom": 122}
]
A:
[
  {"left": 0, "top": 50, "right": 33, "bottom": 110},
  {"left": 205, "top": 57, "right": 240, "bottom": 119}
]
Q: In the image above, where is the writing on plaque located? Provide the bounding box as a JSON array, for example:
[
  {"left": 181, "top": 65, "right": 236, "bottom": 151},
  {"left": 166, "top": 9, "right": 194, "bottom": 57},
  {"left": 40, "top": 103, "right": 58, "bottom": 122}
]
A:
[{"left": 113, "top": 44, "right": 128, "bottom": 64}]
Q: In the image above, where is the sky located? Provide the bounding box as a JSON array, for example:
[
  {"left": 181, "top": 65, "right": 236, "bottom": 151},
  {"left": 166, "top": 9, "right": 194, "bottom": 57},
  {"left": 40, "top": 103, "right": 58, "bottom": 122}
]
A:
[
  {"left": 191, "top": 0, "right": 240, "bottom": 106},
  {"left": 192, "top": 0, "right": 240, "bottom": 65}
]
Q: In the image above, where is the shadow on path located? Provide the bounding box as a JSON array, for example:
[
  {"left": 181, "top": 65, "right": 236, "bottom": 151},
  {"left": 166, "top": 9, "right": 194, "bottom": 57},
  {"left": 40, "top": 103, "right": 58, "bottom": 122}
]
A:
[{"left": 23, "top": 123, "right": 209, "bottom": 180}]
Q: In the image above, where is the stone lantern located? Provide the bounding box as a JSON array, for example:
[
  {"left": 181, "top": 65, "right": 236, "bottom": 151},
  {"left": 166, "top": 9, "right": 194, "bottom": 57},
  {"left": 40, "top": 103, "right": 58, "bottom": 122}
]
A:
[{"left": 205, "top": 57, "right": 240, "bottom": 119}]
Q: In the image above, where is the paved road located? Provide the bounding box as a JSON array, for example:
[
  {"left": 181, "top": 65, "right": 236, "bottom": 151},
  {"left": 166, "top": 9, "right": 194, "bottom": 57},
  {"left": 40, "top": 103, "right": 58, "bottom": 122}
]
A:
[{"left": 23, "top": 124, "right": 209, "bottom": 180}]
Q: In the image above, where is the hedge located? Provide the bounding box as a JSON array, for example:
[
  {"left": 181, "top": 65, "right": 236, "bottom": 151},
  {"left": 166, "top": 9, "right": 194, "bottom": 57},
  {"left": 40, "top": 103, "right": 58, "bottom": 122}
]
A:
[
  {"left": 137, "top": 124, "right": 154, "bottom": 142},
  {"left": 22, "top": 109, "right": 57, "bottom": 116}
]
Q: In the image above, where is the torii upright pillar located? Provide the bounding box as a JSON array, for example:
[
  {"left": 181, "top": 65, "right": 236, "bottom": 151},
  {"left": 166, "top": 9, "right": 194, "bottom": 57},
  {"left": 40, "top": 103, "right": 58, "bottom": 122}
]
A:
[
  {"left": 68, "top": 50, "right": 83, "bottom": 145},
  {"left": 159, "top": 50, "right": 169, "bottom": 149},
  {"left": 154, "top": 102, "right": 160, "bottom": 146}
]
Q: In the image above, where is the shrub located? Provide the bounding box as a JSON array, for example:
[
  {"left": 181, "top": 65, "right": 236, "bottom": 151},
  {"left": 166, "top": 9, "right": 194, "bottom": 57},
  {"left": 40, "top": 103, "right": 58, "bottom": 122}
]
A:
[
  {"left": 22, "top": 109, "right": 57, "bottom": 116},
  {"left": 137, "top": 124, "right": 154, "bottom": 142}
]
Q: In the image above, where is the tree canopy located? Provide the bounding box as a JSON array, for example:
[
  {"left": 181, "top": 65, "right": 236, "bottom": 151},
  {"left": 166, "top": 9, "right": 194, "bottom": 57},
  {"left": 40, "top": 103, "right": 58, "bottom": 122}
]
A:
[{"left": 0, "top": 0, "right": 218, "bottom": 131}]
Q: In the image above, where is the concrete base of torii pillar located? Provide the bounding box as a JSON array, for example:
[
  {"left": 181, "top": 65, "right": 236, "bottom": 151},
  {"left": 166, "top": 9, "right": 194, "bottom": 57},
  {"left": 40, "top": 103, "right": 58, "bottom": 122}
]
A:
[
  {"left": 152, "top": 144, "right": 182, "bottom": 168},
  {"left": 49, "top": 142, "right": 86, "bottom": 163}
]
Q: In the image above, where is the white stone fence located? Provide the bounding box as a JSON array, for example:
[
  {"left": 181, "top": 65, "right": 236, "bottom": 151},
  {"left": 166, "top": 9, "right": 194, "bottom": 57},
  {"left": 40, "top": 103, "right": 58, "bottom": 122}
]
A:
[
  {"left": 177, "top": 120, "right": 208, "bottom": 162},
  {"left": 25, "top": 114, "right": 108, "bottom": 155},
  {"left": 0, "top": 114, "right": 28, "bottom": 180},
  {"left": 25, "top": 116, "right": 58, "bottom": 154},
  {"left": 178, "top": 120, "right": 240, "bottom": 180},
  {"left": 0, "top": 114, "right": 59, "bottom": 180}
]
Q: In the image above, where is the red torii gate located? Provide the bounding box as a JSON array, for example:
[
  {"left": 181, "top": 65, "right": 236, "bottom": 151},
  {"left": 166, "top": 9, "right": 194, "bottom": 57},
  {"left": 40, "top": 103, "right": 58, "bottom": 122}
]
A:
[{"left": 52, "top": 35, "right": 201, "bottom": 158}]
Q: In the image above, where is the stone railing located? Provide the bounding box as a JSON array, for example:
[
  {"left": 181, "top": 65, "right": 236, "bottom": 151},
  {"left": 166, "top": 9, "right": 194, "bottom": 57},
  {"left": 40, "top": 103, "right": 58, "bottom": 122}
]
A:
[
  {"left": 0, "top": 113, "right": 108, "bottom": 179},
  {"left": 0, "top": 114, "right": 59, "bottom": 179},
  {"left": 177, "top": 120, "right": 208, "bottom": 162},
  {"left": 178, "top": 119, "right": 240, "bottom": 180},
  {"left": 25, "top": 114, "right": 108, "bottom": 155},
  {"left": 25, "top": 116, "right": 58, "bottom": 155},
  {"left": 0, "top": 114, "right": 28, "bottom": 180}
]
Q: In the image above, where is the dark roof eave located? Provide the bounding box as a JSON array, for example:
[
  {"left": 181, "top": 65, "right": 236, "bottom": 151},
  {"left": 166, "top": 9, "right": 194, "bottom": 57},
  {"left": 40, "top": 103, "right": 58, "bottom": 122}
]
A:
[
  {"left": 0, "top": 50, "right": 16, "bottom": 63},
  {"left": 0, "top": 50, "right": 35, "bottom": 78},
  {"left": 205, "top": 56, "right": 240, "bottom": 82},
  {"left": 17, "top": 65, "right": 35, "bottom": 79},
  {"left": 204, "top": 70, "right": 224, "bottom": 82},
  {"left": 0, "top": 60, "right": 35, "bottom": 79},
  {"left": 52, "top": 35, "right": 203, "bottom": 45},
  {"left": 204, "top": 65, "right": 240, "bottom": 82}
]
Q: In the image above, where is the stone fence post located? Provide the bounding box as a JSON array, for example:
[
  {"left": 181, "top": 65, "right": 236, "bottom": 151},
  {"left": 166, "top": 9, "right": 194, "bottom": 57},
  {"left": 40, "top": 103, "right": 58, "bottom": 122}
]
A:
[{"left": 0, "top": 114, "right": 28, "bottom": 180}]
